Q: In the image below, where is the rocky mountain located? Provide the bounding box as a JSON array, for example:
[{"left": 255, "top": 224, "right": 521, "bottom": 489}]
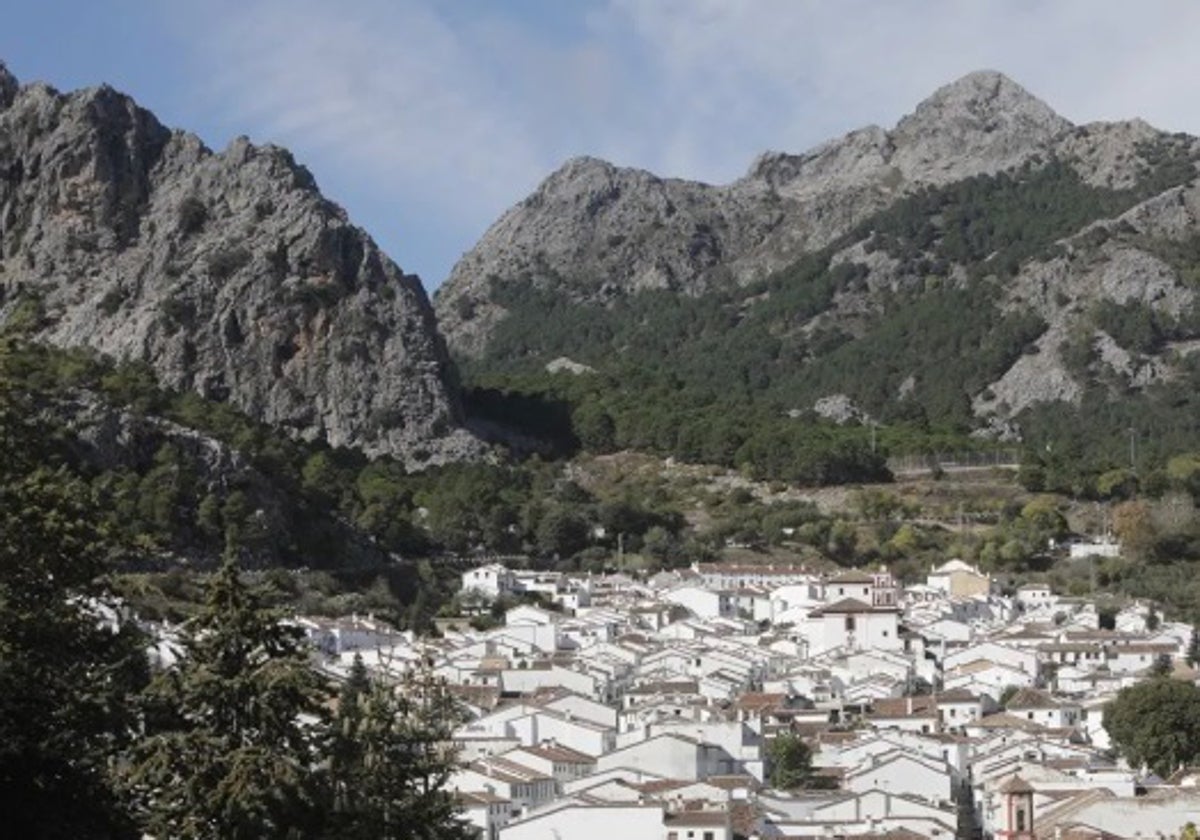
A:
[
  {"left": 437, "top": 71, "right": 1200, "bottom": 444},
  {"left": 0, "top": 61, "right": 479, "bottom": 467},
  {"left": 435, "top": 71, "right": 1084, "bottom": 354}
]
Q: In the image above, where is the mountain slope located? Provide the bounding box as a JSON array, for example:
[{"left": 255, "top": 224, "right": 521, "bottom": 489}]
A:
[
  {"left": 436, "top": 71, "right": 1200, "bottom": 454},
  {"left": 436, "top": 71, "right": 1084, "bottom": 354},
  {"left": 0, "top": 61, "right": 478, "bottom": 466}
]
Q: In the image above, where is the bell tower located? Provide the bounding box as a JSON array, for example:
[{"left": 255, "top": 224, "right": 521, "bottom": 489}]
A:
[{"left": 996, "top": 775, "right": 1035, "bottom": 839}]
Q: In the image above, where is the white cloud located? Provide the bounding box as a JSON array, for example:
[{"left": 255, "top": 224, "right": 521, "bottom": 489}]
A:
[{"left": 165, "top": 0, "right": 1200, "bottom": 286}]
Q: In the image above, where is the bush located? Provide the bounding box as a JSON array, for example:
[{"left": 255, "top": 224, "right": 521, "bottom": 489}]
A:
[
  {"left": 177, "top": 196, "right": 208, "bottom": 235},
  {"left": 207, "top": 246, "right": 251, "bottom": 280}
]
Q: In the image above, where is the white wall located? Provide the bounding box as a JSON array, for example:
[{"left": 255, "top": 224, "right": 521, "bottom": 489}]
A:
[
  {"left": 501, "top": 666, "right": 596, "bottom": 697},
  {"left": 501, "top": 804, "right": 663, "bottom": 840},
  {"left": 845, "top": 756, "right": 952, "bottom": 804},
  {"left": 596, "top": 735, "right": 707, "bottom": 780}
]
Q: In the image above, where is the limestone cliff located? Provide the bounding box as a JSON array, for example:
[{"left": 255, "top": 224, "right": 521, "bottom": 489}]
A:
[{"left": 0, "top": 62, "right": 479, "bottom": 467}]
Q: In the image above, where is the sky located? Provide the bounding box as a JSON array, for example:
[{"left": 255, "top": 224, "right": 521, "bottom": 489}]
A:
[{"left": 3, "top": 1, "right": 1200, "bottom": 293}]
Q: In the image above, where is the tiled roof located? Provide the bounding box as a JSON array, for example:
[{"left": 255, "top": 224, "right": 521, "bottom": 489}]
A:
[
  {"left": 812, "top": 597, "right": 875, "bottom": 615},
  {"left": 662, "top": 810, "right": 728, "bottom": 827},
  {"left": 970, "top": 712, "right": 1047, "bottom": 732},
  {"left": 870, "top": 696, "right": 937, "bottom": 718},
  {"left": 997, "top": 774, "right": 1034, "bottom": 794},
  {"left": 456, "top": 790, "right": 510, "bottom": 806},
  {"left": 521, "top": 743, "right": 596, "bottom": 765},
  {"left": 1005, "top": 687, "right": 1062, "bottom": 710}
]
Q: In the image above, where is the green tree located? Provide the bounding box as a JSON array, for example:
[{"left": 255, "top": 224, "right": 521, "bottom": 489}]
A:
[
  {"left": 324, "top": 661, "right": 472, "bottom": 840},
  {"left": 121, "top": 559, "right": 332, "bottom": 839},
  {"left": 535, "top": 506, "right": 590, "bottom": 558},
  {"left": 573, "top": 402, "right": 616, "bottom": 453},
  {"left": 767, "top": 732, "right": 814, "bottom": 790},
  {"left": 0, "top": 346, "right": 149, "bottom": 839},
  {"left": 1103, "top": 678, "right": 1200, "bottom": 776},
  {"left": 302, "top": 451, "right": 342, "bottom": 504},
  {"left": 1150, "top": 653, "right": 1172, "bottom": 676}
]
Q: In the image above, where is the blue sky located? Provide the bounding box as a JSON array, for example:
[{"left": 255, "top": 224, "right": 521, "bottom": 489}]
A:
[{"left": 4, "top": 1, "right": 1200, "bottom": 293}]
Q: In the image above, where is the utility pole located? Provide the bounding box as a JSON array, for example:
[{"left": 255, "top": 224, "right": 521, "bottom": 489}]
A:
[{"left": 1128, "top": 427, "right": 1136, "bottom": 470}]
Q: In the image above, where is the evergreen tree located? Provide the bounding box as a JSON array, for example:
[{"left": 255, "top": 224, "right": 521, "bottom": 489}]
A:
[
  {"left": 323, "top": 659, "right": 473, "bottom": 840},
  {"left": 766, "top": 732, "right": 815, "bottom": 790},
  {"left": 0, "top": 341, "right": 148, "bottom": 839},
  {"left": 1188, "top": 627, "right": 1200, "bottom": 668},
  {"left": 121, "top": 558, "right": 332, "bottom": 839}
]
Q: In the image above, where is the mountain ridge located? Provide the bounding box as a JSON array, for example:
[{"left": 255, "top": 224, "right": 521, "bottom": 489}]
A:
[
  {"left": 0, "top": 60, "right": 480, "bottom": 467},
  {"left": 434, "top": 70, "right": 1184, "bottom": 363}
]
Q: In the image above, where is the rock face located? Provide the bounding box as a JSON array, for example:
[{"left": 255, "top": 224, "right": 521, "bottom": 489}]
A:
[
  {"left": 0, "top": 62, "right": 478, "bottom": 466},
  {"left": 435, "top": 71, "right": 1077, "bottom": 355}
]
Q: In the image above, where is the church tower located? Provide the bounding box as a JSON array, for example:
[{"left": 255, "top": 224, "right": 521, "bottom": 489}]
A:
[{"left": 995, "top": 775, "right": 1035, "bottom": 840}]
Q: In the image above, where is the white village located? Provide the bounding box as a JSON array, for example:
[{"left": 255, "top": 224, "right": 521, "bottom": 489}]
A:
[{"left": 268, "top": 554, "right": 1200, "bottom": 840}]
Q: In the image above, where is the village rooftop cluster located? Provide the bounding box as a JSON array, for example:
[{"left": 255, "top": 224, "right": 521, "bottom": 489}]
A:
[{"left": 288, "top": 557, "right": 1199, "bottom": 840}]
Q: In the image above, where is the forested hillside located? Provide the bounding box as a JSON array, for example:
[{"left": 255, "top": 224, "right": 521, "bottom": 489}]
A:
[{"left": 457, "top": 139, "right": 1200, "bottom": 494}]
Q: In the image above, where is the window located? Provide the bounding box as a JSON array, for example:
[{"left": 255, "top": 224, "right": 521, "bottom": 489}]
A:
[
  {"left": 1016, "top": 808, "right": 1026, "bottom": 831},
  {"left": 845, "top": 616, "right": 856, "bottom": 632},
  {"left": 668, "top": 834, "right": 678, "bottom": 840},
  {"left": 704, "top": 833, "right": 715, "bottom": 840}
]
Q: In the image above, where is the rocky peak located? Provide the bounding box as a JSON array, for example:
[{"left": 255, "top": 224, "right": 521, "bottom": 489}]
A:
[
  {"left": 899, "top": 70, "right": 1068, "bottom": 134},
  {"left": 543, "top": 154, "right": 619, "bottom": 184},
  {"left": 890, "top": 71, "right": 1072, "bottom": 179},
  {"left": 524, "top": 155, "right": 634, "bottom": 214},
  {"left": 0, "top": 63, "right": 480, "bottom": 467}
]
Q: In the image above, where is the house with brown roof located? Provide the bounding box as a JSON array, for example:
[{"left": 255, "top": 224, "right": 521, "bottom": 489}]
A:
[
  {"left": 457, "top": 789, "right": 511, "bottom": 840},
  {"left": 508, "top": 742, "right": 598, "bottom": 789},
  {"left": 452, "top": 755, "right": 557, "bottom": 820},
  {"left": 807, "top": 597, "right": 902, "bottom": 656},
  {"left": 1005, "top": 687, "right": 1081, "bottom": 729}
]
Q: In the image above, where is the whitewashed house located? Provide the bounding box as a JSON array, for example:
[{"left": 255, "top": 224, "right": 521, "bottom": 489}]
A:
[{"left": 462, "top": 564, "right": 518, "bottom": 600}]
